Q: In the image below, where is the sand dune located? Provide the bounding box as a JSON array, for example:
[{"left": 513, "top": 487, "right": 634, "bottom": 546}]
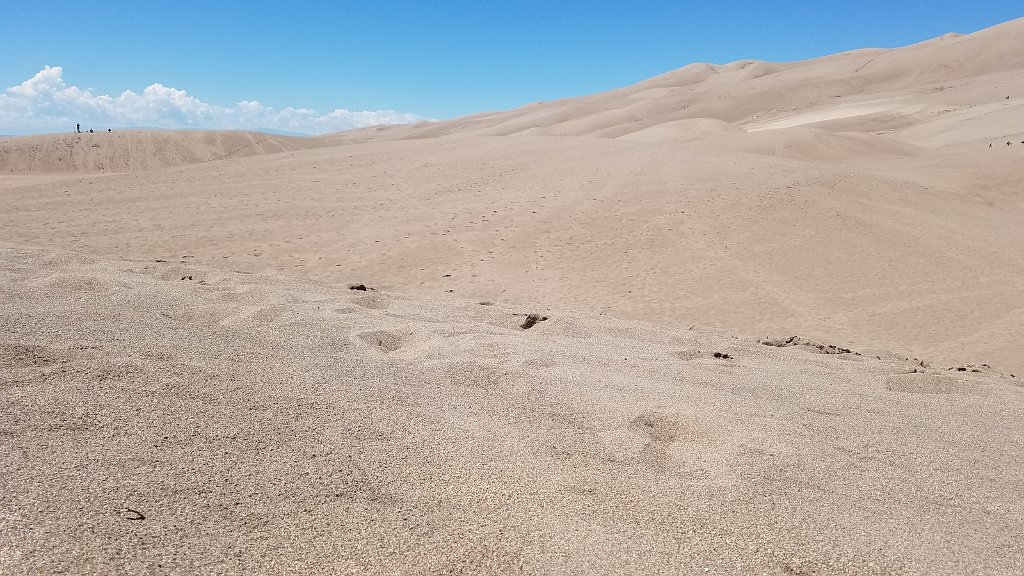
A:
[
  {"left": 316, "top": 18, "right": 1024, "bottom": 147},
  {"left": 3, "top": 247, "right": 1022, "bottom": 574},
  {"left": 3, "top": 16, "right": 1024, "bottom": 575},
  {"left": 0, "top": 130, "right": 325, "bottom": 173}
]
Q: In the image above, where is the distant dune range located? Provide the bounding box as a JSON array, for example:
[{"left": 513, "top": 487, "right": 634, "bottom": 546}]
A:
[{"left": 3, "top": 17, "right": 1024, "bottom": 575}]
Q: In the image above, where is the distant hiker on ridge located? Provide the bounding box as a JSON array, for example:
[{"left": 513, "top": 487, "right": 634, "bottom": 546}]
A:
[{"left": 76, "top": 123, "right": 80, "bottom": 133}]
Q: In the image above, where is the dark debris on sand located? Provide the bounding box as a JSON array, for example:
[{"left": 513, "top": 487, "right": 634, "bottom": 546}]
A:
[
  {"left": 519, "top": 314, "right": 549, "bottom": 330},
  {"left": 761, "top": 336, "right": 856, "bottom": 355}
]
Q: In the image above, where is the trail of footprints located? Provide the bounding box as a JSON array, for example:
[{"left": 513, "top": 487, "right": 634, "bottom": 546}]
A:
[{"left": 148, "top": 259, "right": 1011, "bottom": 399}]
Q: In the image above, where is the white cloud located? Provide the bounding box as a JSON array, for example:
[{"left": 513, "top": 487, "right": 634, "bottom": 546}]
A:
[{"left": 0, "top": 66, "right": 424, "bottom": 135}]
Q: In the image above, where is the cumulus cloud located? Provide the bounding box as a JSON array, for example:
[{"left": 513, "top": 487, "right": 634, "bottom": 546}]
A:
[{"left": 0, "top": 66, "right": 424, "bottom": 135}]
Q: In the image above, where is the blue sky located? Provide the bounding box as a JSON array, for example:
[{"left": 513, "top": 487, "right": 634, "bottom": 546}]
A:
[{"left": 1, "top": 1, "right": 1021, "bottom": 134}]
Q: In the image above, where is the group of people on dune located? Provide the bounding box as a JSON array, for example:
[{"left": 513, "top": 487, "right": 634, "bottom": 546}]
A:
[{"left": 76, "top": 123, "right": 111, "bottom": 134}]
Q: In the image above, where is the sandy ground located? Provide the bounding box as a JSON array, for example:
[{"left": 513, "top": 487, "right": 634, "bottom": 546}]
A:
[
  {"left": 3, "top": 247, "right": 1022, "bottom": 575},
  {"left": 3, "top": 131, "right": 1022, "bottom": 373},
  {"left": 2, "top": 16, "right": 1024, "bottom": 576}
]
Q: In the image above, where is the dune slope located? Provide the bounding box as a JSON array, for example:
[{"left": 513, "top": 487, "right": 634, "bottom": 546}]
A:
[{"left": 3, "top": 131, "right": 1022, "bottom": 373}]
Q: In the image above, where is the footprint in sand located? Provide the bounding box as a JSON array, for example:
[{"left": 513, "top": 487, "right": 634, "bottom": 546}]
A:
[
  {"left": 440, "top": 361, "right": 513, "bottom": 390},
  {"left": 357, "top": 330, "right": 406, "bottom": 353},
  {"left": 885, "top": 373, "right": 978, "bottom": 395},
  {"left": 33, "top": 273, "right": 105, "bottom": 293},
  {"left": 352, "top": 293, "right": 388, "bottom": 310},
  {"left": 631, "top": 411, "right": 686, "bottom": 442},
  {"left": 629, "top": 410, "right": 700, "bottom": 468},
  {"left": 0, "top": 343, "right": 62, "bottom": 370},
  {"left": 675, "top": 350, "right": 704, "bottom": 361},
  {"left": 155, "top": 267, "right": 202, "bottom": 283}
]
